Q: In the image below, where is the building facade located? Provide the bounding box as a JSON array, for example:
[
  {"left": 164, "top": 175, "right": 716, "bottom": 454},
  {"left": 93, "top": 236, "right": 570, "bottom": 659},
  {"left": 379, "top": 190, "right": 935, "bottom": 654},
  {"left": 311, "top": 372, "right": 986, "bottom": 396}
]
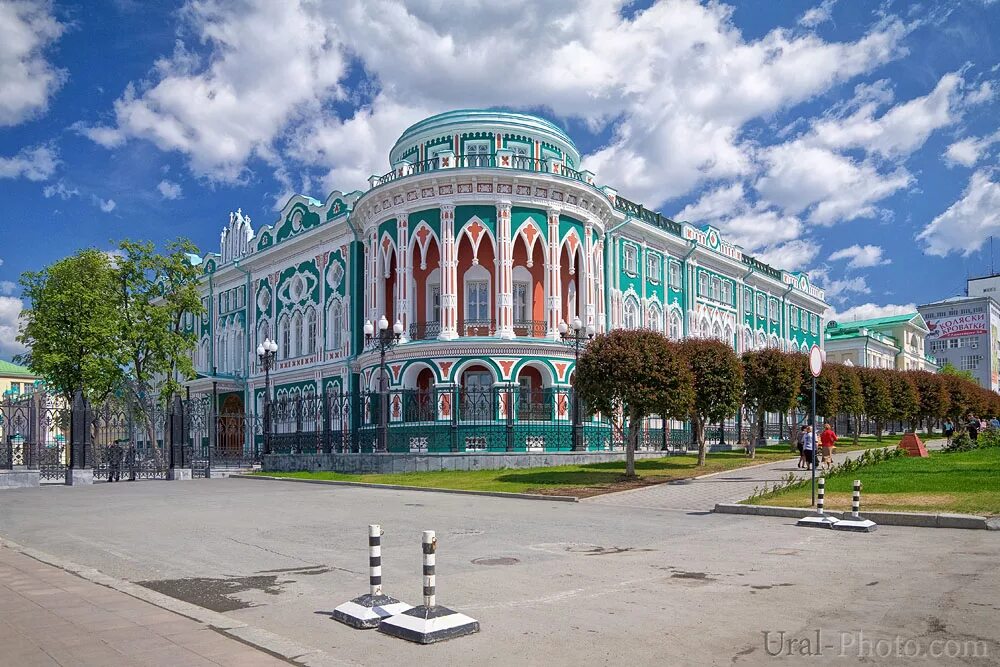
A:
[
  {"left": 0, "top": 360, "right": 39, "bottom": 400},
  {"left": 183, "top": 110, "right": 827, "bottom": 452},
  {"left": 918, "top": 295, "right": 1000, "bottom": 390},
  {"left": 824, "top": 314, "right": 937, "bottom": 372}
]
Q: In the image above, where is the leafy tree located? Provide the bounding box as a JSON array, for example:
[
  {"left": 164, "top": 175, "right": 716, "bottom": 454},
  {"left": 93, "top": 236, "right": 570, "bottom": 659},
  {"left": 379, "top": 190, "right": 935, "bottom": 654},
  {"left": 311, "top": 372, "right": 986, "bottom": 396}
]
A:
[
  {"left": 836, "top": 364, "right": 865, "bottom": 444},
  {"left": 741, "top": 349, "right": 797, "bottom": 449},
  {"left": 116, "top": 239, "right": 203, "bottom": 404},
  {"left": 858, "top": 367, "right": 892, "bottom": 441},
  {"left": 679, "top": 339, "right": 744, "bottom": 466},
  {"left": 886, "top": 370, "right": 920, "bottom": 431},
  {"left": 944, "top": 374, "right": 979, "bottom": 421},
  {"left": 16, "top": 249, "right": 125, "bottom": 402},
  {"left": 907, "top": 370, "right": 949, "bottom": 433},
  {"left": 815, "top": 363, "right": 841, "bottom": 424},
  {"left": 575, "top": 330, "right": 694, "bottom": 477},
  {"left": 939, "top": 361, "right": 975, "bottom": 381}
]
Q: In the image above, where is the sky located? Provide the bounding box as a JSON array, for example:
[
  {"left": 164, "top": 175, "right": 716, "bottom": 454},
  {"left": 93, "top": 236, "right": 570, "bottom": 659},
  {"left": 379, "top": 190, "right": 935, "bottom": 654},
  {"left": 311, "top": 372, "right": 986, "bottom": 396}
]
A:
[{"left": 0, "top": 0, "right": 998, "bottom": 361}]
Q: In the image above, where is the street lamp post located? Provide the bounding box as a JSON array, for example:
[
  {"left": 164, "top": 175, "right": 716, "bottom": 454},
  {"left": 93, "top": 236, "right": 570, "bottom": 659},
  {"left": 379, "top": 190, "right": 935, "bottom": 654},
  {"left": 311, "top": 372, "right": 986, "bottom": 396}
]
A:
[
  {"left": 559, "top": 317, "right": 595, "bottom": 452},
  {"left": 256, "top": 338, "right": 278, "bottom": 456},
  {"left": 364, "top": 315, "right": 404, "bottom": 453}
]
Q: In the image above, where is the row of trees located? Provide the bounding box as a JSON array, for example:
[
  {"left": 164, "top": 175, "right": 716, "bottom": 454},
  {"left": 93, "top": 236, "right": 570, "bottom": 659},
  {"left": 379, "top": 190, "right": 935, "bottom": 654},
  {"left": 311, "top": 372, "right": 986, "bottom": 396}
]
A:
[
  {"left": 15, "top": 239, "right": 204, "bottom": 406},
  {"left": 574, "top": 329, "right": 1000, "bottom": 477}
]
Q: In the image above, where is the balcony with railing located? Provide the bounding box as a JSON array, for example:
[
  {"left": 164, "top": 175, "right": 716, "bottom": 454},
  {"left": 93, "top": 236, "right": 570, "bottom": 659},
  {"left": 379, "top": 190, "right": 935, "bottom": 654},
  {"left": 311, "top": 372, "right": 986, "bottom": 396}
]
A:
[
  {"left": 370, "top": 153, "right": 593, "bottom": 190},
  {"left": 406, "top": 319, "right": 552, "bottom": 341}
]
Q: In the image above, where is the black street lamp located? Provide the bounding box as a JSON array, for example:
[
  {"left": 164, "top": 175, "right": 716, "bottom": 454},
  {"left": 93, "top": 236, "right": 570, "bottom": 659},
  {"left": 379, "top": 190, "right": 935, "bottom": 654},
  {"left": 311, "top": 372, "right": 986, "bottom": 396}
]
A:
[
  {"left": 364, "top": 315, "right": 404, "bottom": 452},
  {"left": 256, "top": 337, "right": 278, "bottom": 455},
  {"left": 559, "top": 317, "right": 595, "bottom": 452}
]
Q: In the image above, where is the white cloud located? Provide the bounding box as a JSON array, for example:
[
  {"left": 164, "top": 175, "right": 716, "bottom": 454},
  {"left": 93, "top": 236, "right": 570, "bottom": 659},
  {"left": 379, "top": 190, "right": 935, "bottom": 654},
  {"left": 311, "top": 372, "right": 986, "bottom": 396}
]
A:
[
  {"left": 92, "top": 196, "right": 116, "bottom": 213},
  {"left": 755, "top": 141, "right": 912, "bottom": 225},
  {"left": 754, "top": 239, "right": 821, "bottom": 272},
  {"left": 157, "top": 179, "right": 182, "bottom": 199},
  {"left": 0, "top": 143, "right": 58, "bottom": 181},
  {"left": 944, "top": 131, "right": 1000, "bottom": 167},
  {"left": 965, "top": 80, "right": 995, "bottom": 106},
  {"left": 799, "top": 0, "right": 837, "bottom": 28},
  {"left": 80, "top": 0, "right": 908, "bottom": 204},
  {"left": 807, "top": 73, "right": 964, "bottom": 158},
  {"left": 827, "top": 244, "right": 890, "bottom": 269},
  {"left": 42, "top": 180, "right": 79, "bottom": 199},
  {"left": 823, "top": 276, "right": 871, "bottom": 302},
  {"left": 825, "top": 301, "right": 917, "bottom": 323},
  {"left": 0, "top": 281, "right": 16, "bottom": 296},
  {"left": 917, "top": 170, "right": 1000, "bottom": 256},
  {"left": 0, "top": 0, "right": 66, "bottom": 126},
  {"left": 0, "top": 296, "right": 26, "bottom": 360}
]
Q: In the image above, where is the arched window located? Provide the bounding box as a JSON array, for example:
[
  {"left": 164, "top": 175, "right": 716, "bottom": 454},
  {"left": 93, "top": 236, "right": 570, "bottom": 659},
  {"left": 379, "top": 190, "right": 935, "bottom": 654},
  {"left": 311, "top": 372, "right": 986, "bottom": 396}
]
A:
[
  {"left": 279, "top": 315, "right": 290, "bottom": 359},
  {"left": 257, "top": 320, "right": 270, "bottom": 349},
  {"left": 567, "top": 280, "right": 577, "bottom": 321},
  {"left": 757, "top": 331, "right": 767, "bottom": 349},
  {"left": 648, "top": 304, "right": 663, "bottom": 332},
  {"left": 723, "top": 325, "right": 733, "bottom": 349},
  {"left": 769, "top": 334, "right": 779, "bottom": 349},
  {"left": 743, "top": 328, "right": 753, "bottom": 352},
  {"left": 623, "top": 297, "right": 639, "bottom": 329},
  {"left": 327, "top": 300, "right": 343, "bottom": 352},
  {"left": 292, "top": 311, "right": 303, "bottom": 357},
  {"left": 700, "top": 318, "right": 711, "bottom": 338},
  {"left": 217, "top": 332, "right": 227, "bottom": 373},
  {"left": 712, "top": 323, "right": 722, "bottom": 340},
  {"left": 232, "top": 328, "right": 242, "bottom": 372},
  {"left": 668, "top": 311, "right": 682, "bottom": 340},
  {"left": 306, "top": 308, "right": 317, "bottom": 355},
  {"left": 463, "top": 265, "right": 490, "bottom": 323}
]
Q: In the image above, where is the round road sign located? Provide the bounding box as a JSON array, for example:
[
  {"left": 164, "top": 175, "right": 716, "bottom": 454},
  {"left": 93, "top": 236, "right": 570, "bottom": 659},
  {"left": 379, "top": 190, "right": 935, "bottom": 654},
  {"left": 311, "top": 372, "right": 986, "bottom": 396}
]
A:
[{"left": 809, "top": 344, "right": 824, "bottom": 377}]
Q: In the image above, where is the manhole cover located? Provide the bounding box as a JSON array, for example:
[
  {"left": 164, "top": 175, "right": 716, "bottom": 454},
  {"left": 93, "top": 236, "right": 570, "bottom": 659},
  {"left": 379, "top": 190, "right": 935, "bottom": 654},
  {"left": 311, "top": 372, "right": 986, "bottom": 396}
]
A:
[{"left": 471, "top": 557, "right": 520, "bottom": 566}]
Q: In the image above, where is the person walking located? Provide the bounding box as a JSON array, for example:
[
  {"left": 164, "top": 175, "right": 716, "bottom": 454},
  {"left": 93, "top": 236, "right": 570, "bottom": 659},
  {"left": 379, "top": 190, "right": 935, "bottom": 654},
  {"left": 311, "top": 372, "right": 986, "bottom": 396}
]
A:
[
  {"left": 943, "top": 418, "right": 955, "bottom": 445},
  {"left": 819, "top": 423, "right": 837, "bottom": 470},
  {"left": 801, "top": 425, "right": 816, "bottom": 470},
  {"left": 796, "top": 425, "right": 807, "bottom": 468},
  {"left": 967, "top": 414, "right": 980, "bottom": 443},
  {"left": 108, "top": 440, "right": 123, "bottom": 482}
]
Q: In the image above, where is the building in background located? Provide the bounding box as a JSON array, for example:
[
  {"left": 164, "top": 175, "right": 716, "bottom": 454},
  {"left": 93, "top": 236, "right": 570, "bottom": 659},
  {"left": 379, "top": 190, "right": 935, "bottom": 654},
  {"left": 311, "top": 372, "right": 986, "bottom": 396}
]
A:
[
  {"left": 0, "top": 360, "right": 39, "bottom": 399},
  {"left": 824, "top": 314, "right": 937, "bottom": 371},
  {"left": 919, "top": 293, "right": 1000, "bottom": 391},
  {"left": 181, "top": 109, "right": 828, "bottom": 452}
]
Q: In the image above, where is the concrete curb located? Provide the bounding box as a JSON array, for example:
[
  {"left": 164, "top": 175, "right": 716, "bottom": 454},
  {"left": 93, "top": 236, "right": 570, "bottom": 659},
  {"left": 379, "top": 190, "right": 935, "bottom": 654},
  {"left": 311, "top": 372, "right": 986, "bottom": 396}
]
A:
[
  {"left": 232, "top": 474, "right": 579, "bottom": 502},
  {"left": 713, "top": 503, "right": 994, "bottom": 530},
  {"left": 0, "top": 537, "right": 353, "bottom": 666}
]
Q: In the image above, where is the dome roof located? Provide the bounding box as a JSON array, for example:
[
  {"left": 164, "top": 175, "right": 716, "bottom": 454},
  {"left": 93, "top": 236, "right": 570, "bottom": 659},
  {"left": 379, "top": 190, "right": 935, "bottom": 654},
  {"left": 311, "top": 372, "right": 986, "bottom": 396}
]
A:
[{"left": 389, "top": 109, "right": 580, "bottom": 165}]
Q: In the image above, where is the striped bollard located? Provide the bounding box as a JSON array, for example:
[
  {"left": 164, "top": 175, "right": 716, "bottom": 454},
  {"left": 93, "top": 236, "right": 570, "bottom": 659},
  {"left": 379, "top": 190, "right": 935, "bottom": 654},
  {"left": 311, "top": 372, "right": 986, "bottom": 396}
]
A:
[
  {"left": 797, "top": 477, "right": 838, "bottom": 528},
  {"left": 379, "top": 530, "right": 480, "bottom": 643},
  {"left": 832, "top": 480, "right": 878, "bottom": 532},
  {"left": 333, "top": 524, "right": 413, "bottom": 629}
]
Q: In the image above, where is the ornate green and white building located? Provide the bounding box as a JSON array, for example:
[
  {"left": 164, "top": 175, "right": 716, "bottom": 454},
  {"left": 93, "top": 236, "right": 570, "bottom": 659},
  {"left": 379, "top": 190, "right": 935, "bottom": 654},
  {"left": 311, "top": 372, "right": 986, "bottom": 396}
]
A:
[{"left": 183, "top": 110, "right": 827, "bottom": 451}]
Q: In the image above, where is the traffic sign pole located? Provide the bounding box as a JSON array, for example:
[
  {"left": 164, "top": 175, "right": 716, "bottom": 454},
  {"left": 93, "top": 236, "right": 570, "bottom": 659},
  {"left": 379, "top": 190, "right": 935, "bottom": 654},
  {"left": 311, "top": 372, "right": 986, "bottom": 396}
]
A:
[{"left": 808, "top": 345, "right": 824, "bottom": 507}]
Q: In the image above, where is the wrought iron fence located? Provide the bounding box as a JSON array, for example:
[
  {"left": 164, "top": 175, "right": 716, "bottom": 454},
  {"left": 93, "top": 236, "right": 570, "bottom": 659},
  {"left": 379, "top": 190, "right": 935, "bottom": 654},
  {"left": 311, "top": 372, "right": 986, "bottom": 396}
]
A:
[{"left": 0, "top": 392, "right": 70, "bottom": 481}]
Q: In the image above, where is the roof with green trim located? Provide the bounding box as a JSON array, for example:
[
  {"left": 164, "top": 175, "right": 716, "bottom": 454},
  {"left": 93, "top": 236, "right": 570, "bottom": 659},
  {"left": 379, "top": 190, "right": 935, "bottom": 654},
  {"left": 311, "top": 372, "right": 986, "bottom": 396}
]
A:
[
  {"left": 0, "top": 360, "right": 36, "bottom": 378},
  {"left": 826, "top": 313, "right": 924, "bottom": 330}
]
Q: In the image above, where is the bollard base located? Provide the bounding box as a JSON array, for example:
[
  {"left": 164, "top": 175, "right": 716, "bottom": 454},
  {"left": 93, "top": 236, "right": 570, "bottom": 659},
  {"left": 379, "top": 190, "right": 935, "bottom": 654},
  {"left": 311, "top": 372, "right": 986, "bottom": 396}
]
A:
[
  {"left": 378, "top": 605, "right": 479, "bottom": 643},
  {"left": 832, "top": 517, "right": 878, "bottom": 533},
  {"left": 333, "top": 593, "right": 412, "bottom": 629},
  {"left": 796, "top": 515, "right": 839, "bottom": 528}
]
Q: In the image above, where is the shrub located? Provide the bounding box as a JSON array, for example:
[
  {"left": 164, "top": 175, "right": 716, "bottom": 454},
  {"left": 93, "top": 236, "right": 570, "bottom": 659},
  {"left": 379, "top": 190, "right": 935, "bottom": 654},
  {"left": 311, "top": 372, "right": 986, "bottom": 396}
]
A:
[
  {"left": 946, "top": 431, "right": 975, "bottom": 452},
  {"left": 976, "top": 428, "right": 1000, "bottom": 449}
]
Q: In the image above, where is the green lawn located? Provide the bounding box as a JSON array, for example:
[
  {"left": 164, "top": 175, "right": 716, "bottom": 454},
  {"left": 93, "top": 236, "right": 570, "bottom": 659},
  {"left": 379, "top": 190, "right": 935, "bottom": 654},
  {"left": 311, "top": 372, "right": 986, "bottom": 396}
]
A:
[
  {"left": 252, "top": 442, "right": 888, "bottom": 497},
  {"left": 750, "top": 447, "right": 1000, "bottom": 516}
]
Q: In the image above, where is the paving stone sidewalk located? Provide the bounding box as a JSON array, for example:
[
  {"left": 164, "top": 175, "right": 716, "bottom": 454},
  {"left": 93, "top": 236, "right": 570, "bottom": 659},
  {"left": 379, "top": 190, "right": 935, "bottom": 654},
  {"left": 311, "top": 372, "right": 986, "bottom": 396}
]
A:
[
  {"left": 0, "top": 545, "right": 287, "bottom": 667},
  {"left": 585, "top": 439, "right": 946, "bottom": 512}
]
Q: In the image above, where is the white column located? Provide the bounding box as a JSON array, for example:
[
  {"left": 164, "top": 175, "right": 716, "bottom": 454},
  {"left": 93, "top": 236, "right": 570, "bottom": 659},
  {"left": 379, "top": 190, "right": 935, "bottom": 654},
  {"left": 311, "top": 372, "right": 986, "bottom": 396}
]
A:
[
  {"left": 496, "top": 201, "right": 514, "bottom": 339},
  {"left": 583, "top": 224, "right": 594, "bottom": 330},
  {"left": 396, "top": 213, "right": 410, "bottom": 341},
  {"left": 546, "top": 207, "right": 562, "bottom": 339},
  {"left": 367, "top": 231, "right": 379, "bottom": 323},
  {"left": 439, "top": 205, "right": 458, "bottom": 340}
]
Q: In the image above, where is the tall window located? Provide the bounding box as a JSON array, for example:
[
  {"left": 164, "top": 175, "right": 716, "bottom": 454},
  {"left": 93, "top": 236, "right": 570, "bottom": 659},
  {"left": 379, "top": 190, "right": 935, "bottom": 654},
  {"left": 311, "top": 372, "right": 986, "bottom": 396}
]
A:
[
  {"left": 744, "top": 288, "right": 752, "bottom": 313},
  {"left": 669, "top": 311, "right": 682, "bottom": 340},
  {"left": 721, "top": 280, "right": 731, "bottom": 304},
  {"left": 789, "top": 305, "right": 798, "bottom": 328},
  {"left": 961, "top": 355, "right": 982, "bottom": 371},
  {"left": 768, "top": 298, "right": 778, "bottom": 322},
  {"left": 466, "top": 281, "right": 489, "bottom": 321},
  {"left": 306, "top": 308, "right": 317, "bottom": 355},
  {"left": 668, "top": 261, "right": 681, "bottom": 288},
  {"left": 698, "top": 273, "right": 709, "bottom": 296},
  {"left": 292, "top": 312, "right": 303, "bottom": 357},
  {"left": 567, "top": 280, "right": 577, "bottom": 321},
  {"left": 743, "top": 329, "right": 753, "bottom": 351},
  {"left": 218, "top": 333, "right": 227, "bottom": 372},
  {"left": 623, "top": 245, "right": 637, "bottom": 274},
  {"left": 623, "top": 298, "right": 639, "bottom": 329},
  {"left": 756, "top": 293, "right": 765, "bottom": 317},
  {"left": 648, "top": 304, "right": 663, "bottom": 332},
  {"left": 429, "top": 285, "right": 441, "bottom": 323},
  {"left": 513, "top": 283, "right": 528, "bottom": 322},
  {"left": 327, "top": 300, "right": 343, "bottom": 352},
  {"left": 647, "top": 256, "right": 660, "bottom": 282},
  {"left": 711, "top": 277, "right": 721, "bottom": 301},
  {"left": 280, "top": 316, "right": 290, "bottom": 359}
]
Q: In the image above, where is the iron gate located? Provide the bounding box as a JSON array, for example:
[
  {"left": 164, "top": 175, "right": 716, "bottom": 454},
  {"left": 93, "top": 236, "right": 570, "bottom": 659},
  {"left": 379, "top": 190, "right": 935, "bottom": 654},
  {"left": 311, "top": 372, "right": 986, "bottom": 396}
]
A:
[{"left": 1, "top": 392, "right": 70, "bottom": 482}]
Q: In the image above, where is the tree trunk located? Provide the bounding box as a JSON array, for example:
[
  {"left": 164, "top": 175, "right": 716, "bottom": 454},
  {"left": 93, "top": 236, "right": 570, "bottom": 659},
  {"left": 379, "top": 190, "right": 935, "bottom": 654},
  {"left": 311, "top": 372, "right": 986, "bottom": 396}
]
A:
[
  {"left": 625, "top": 411, "right": 639, "bottom": 478},
  {"left": 694, "top": 417, "right": 707, "bottom": 466}
]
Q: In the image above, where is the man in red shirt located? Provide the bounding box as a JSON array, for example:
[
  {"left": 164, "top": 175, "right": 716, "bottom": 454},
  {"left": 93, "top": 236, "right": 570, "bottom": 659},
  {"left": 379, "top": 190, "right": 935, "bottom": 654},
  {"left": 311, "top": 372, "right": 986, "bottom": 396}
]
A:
[{"left": 819, "top": 423, "right": 838, "bottom": 470}]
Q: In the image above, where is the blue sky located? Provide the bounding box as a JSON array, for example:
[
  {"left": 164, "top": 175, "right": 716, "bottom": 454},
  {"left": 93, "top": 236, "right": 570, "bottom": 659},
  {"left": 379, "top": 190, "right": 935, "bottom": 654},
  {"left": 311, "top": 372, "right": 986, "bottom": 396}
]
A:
[{"left": 0, "top": 0, "right": 998, "bottom": 360}]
